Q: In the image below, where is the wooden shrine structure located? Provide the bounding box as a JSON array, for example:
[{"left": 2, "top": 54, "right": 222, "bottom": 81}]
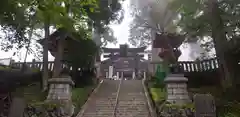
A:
[{"left": 100, "top": 44, "right": 148, "bottom": 79}]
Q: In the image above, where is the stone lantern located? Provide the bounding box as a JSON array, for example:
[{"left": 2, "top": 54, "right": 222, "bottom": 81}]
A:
[
  {"left": 38, "top": 28, "right": 77, "bottom": 116},
  {"left": 164, "top": 74, "right": 190, "bottom": 105},
  {"left": 46, "top": 75, "right": 75, "bottom": 115}
]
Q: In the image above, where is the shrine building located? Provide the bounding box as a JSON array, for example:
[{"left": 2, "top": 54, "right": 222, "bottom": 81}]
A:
[{"left": 100, "top": 44, "right": 148, "bottom": 79}]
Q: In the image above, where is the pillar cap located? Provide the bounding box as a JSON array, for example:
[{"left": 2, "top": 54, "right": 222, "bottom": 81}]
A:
[
  {"left": 164, "top": 74, "right": 188, "bottom": 83},
  {"left": 48, "top": 76, "right": 74, "bottom": 85}
]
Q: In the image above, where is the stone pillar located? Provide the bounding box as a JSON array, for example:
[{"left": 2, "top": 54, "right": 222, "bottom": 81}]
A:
[
  {"left": 143, "top": 72, "right": 146, "bottom": 80},
  {"left": 121, "top": 72, "right": 123, "bottom": 79},
  {"left": 132, "top": 71, "right": 135, "bottom": 79},
  {"left": 108, "top": 66, "right": 113, "bottom": 79},
  {"left": 95, "top": 62, "right": 101, "bottom": 78},
  {"left": 106, "top": 72, "right": 108, "bottom": 78},
  {"left": 117, "top": 72, "right": 119, "bottom": 80},
  {"left": 46, "top": 76, "right": 75, "bottom": 116},
  {"left": 164, "top": 74, "right": 190, "bottom": 105}
]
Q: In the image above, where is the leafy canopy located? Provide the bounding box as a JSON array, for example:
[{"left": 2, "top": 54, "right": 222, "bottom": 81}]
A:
[{"left": 0, "top": 0, "right": 124, "bottom": 51}]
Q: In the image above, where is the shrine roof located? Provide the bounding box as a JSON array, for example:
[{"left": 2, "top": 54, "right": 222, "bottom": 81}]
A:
[
  {"left": 101, "top": 56, "right": 147, "bottom": 64},
  {"left": 37, "top": 28, "right": 80, "bottom": 57},
  {"left": 38, "top": 28, "right": 77, "bottom": 45},
  {"left": 153, "top": 33, "right": 185, "bottom": 48},
  {"left": 102, "top": 46, "right": 146, "bottom": 53}
]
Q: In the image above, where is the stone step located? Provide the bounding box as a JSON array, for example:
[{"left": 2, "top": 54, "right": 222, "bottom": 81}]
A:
[
  {"left": 114, "top": 80, "right": 150, "bottom": 117},
  {"left": 79, "top": 80, "right": 120, "bottom": 117}
]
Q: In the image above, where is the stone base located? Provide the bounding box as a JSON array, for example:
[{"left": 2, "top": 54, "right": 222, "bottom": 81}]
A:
[
  {"left": 46, "top": 76, "right": 75, "bottom": 116},
  {"left": 164, "top": 74, "right": 190, "bottom": 105}
]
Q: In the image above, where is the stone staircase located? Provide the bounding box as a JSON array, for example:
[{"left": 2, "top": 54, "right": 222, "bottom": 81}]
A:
[
  {"left": 115, "top": 80, "right": 151, "bottom": 117},
  {"left": 78, "top": 80, "right": 121, "bottom": 117}
]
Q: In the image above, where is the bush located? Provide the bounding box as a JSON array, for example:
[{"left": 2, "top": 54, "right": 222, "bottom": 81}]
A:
[{"left": 24, "top": 102, "right": 67, "bottom": 117}]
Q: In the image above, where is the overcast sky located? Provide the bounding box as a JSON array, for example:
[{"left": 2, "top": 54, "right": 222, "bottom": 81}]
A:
[{"left": 0, "top": 0, "right": 201, "bottom": 62}]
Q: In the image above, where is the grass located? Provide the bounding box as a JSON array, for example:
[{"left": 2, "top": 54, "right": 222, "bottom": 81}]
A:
[
  {"left": 150, "top": 88, "right": 166, "bottom": 103},
  {"left": 12, "top": 81, "right": 96, "bottom": 116},
  {"left": 72, "top": 85, "right": 96, "bottom": 116},
  {"left": 147, "top": 80, "right": 166, "bottom": 105},
  {"left": 12, "top": 83, "right": 47, "bottom": 104}
]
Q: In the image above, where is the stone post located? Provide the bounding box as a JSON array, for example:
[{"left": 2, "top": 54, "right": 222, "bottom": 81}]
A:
[
  {"left": 132, "top": 71, "right": 135, "bottom": 79},
  {"left": 108, "top": 66, "right": 113, "bottom": 79},
  {"left": 117, "top": 72, "right": 119, "bottom": 80},
  {"left": 32, "top": 59, "right": 36, "bottom": 69},
  {"left": 164, "top": 74, "right": 190, "bottom": 105},
  {"left": 46, "top": 76, "right": 75, "bottom": 116},
  {"left": 95, "top": 62, "right": 101, "bottom": 78},
  {"left": 106, "top": 72, "right": 108, "bottom": 78},
  {"left": 143, "top": 72, "right": 146, "bottom": 80}
]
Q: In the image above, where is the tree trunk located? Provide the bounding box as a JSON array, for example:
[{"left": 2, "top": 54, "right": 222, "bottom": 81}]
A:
[
  {"left": 208, "top": 0, "right": 233, "bottom": 89},
  {"left": 42, "top": 22, "right": 50, "bottom": 91},
  {"left": 52, "top": 39, "right": 64, "bottom": 78}
]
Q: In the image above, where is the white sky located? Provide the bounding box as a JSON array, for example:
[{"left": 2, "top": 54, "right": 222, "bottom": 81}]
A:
[{"left": 0, "top": 0, "right": 196, "bottom": 62}]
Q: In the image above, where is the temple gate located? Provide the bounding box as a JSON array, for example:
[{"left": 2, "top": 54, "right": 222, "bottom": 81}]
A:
[{"left": 100, "top": 44, "right": 148, "bottom": 79}]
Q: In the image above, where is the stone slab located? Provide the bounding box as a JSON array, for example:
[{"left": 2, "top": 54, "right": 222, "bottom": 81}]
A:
[{"left": 194, "top": 94, "right": 216, "bottom": 117}]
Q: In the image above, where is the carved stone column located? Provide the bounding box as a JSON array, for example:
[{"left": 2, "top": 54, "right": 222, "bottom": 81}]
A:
[{"left": 46, "top": 76, "right": 75, "bottom": 116}]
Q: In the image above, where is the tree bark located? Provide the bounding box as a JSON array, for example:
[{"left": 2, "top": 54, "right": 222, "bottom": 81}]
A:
[
  {"left": 208, "top": 0, "right": 233, "bottom": 89},
  {"left": 42, "top": 22, "right": 50, "bottom": 91},
  {"left": 52, "top": 39, "right": 64, "bottom": 78}
]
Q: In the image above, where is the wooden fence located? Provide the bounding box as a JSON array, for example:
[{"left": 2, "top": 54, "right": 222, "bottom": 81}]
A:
[
  {"left": 11, "top": 58, "right": 220, "bottom": 72},
  {"left": 11, "top": 60, "right": 70, "bottom": 71},
  {"left": 177, "top": 58, "right": 219, "bottom": 72}
]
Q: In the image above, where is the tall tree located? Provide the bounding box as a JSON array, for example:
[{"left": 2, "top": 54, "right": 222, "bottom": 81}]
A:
[
  {"left": 171, "top": 0, "right": 240, "bottom": 88},
  {"left": 129, "top": 0, "right": 179, "bottom": 47},
  {"left": 0, "top": 0, "right": 124, "bottom": 89}
]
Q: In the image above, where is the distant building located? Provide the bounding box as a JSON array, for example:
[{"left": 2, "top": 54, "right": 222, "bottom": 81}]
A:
[{"left": 101, "top": 44, "right": 148, "bottom": 79}]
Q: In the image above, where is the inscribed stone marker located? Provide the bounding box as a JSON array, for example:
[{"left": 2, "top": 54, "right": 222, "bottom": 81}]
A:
[{"left": 194, "top": 94, "right": 216, "bottom": 117}]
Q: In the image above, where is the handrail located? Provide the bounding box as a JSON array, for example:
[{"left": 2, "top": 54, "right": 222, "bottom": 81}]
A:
[
  {"left": 112, "top": 79, "right": 122, "bottom": 117},
  {"left": 142, "top": 78, "right": 157, "bottom": 117},
  {"left": 76, "top": 79, "right": 104, "bottom": 117}
]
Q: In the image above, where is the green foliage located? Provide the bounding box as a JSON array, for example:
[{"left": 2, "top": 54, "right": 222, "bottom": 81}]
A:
[
  {"left": 217, "top": 101, "right": 240, "bottom": 117},
  {"left": 0, "top": 66, "right": 12, "bottom": 70},
  {"left": 0, "top": 0, "right": 123, "bottom": 52},
  {"left": 150, "top": 88, "right": 166, "bottom": 103},
  {"left": 72, "top": 86, "right": 95, "bottom": 116},
  {"left": 171, "top": 0, "right": 240, "bottom": 43},
  {"left": 164, "top": 102, "right": 195, "bottom": 112},
  {"left": 85, "top": 0, "right": 124, "bottom": 33},
  {"left": 13, "top": 83, "right": 47, "bottom": 104},
  {"left": 220, "top": 113, "right": 239, "bottom": 117},
  {"left": 63, "top": 33, "right": 98, "bottom": 69}
]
